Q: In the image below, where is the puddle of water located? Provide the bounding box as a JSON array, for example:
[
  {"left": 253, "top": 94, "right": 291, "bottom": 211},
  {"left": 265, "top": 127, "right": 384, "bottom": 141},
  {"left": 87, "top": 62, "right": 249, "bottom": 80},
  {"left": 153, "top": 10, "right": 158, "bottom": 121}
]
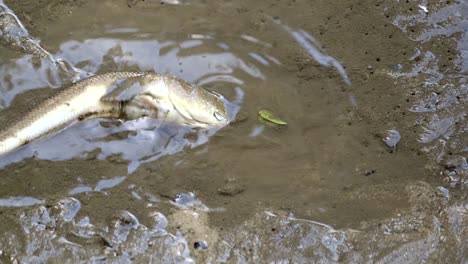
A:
[
  {"left": 0, "top": 32, "right": 248, "bottom": 172},
  {"left": 0, "top": 196, "right": 44, "bottom": 207}
]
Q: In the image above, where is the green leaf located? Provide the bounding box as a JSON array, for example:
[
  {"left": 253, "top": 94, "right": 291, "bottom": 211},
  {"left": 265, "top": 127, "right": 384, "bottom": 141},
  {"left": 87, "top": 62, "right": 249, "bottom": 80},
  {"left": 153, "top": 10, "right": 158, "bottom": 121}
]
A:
[{"left": 258, "top": 110, "right": 287, "bottom": 125}]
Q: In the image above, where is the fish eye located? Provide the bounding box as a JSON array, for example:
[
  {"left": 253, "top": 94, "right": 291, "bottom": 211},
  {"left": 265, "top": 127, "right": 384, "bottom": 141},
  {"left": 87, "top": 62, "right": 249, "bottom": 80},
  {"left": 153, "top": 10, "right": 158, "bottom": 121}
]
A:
[{"left": 213, "top": 111, "right": 225, "bottom": 121}]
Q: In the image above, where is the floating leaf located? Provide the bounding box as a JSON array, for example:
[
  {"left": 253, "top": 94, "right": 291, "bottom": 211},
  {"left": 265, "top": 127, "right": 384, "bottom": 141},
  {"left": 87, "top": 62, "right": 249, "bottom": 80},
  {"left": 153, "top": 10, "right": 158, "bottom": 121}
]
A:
[{"left": 258, "top": 110, "right": 287, "bottom": 125}]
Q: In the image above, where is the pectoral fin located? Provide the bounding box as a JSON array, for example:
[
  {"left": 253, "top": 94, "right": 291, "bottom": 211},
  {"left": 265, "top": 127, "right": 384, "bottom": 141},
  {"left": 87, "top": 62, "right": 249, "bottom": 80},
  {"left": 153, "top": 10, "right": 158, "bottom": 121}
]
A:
[{"left": 101, "top": 75, "right": 148, "bottom": 103}]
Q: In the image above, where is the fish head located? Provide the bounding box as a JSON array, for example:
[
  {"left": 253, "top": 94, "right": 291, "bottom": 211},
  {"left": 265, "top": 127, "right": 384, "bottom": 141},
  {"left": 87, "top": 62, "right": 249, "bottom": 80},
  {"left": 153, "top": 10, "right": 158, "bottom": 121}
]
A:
[
  {"left": 165, "top": 77, "right": 231, "bottom": 128},
  {"left": 132, "top": 75, "right": 233, "bottom": 129}
]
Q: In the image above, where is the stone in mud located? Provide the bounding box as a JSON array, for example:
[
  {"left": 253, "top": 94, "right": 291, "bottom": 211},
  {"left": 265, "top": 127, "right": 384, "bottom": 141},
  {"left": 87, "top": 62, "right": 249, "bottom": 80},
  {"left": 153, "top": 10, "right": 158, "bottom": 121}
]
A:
[
  {"left": 230, "top": 110, "right": 249, "bottom": 125},
  {"left": 383, "top": 129, "right": 401, "bottom": 151},
  {"left": 364, "top": 169, "right": 376, "bottom": 176},
  {"left": 127, "top": 0, "right": 141, "bottom": 8},
  {"left": 218, "top": 178, "right": 245, "bottom": 196}
]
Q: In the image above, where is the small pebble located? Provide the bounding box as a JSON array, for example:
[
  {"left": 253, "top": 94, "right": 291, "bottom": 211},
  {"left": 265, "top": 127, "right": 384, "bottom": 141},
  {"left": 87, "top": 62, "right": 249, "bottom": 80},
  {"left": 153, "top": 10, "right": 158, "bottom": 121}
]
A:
[
  {"left": 383, "top": 129, "right": 401, "bottom": 150},
  {"left": 194, "top": 241, "right": 208, "bottom": 250},
  {"left": 218, "top": 178, "right": 244, "bottom": 196}
]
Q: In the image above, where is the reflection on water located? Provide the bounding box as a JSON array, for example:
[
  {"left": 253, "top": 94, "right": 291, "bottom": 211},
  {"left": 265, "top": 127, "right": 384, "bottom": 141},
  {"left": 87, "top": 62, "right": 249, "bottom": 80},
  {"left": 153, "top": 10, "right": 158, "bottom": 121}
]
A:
[
  {"left": 69, "top": 175, "right": 127, "bottom": 195},
  {"left": 0, "top": 0, "right": 87, "bottom": 105},
  {"left": 56, "top": 37, "right": 264, "bottom": 81},
  {"left": 0, "top": 54, "right": 88, "bottom": 107},
  {"left": 0, "top": 118, "right": 228, "bottom": 173},
  {"left": 0, "top": 196, "right": 43, "bottom": 207},
  {"left": 274, "top": 18, "right": 351, "bottom": 86}
]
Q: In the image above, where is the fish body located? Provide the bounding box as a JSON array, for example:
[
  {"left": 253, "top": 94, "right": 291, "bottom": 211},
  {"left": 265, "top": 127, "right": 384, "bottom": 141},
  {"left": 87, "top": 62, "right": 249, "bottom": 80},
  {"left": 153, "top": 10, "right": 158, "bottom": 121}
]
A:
[{"left": 0, "top": 72, "right": 231, "bottom": 156}]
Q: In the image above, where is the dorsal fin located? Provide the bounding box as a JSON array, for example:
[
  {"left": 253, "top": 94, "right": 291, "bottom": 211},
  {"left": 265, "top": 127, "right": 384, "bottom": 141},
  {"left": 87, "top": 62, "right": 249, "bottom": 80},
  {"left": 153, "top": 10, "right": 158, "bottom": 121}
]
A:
[{"left": 100, "top": 75, "right": 150, "bottom": 103}]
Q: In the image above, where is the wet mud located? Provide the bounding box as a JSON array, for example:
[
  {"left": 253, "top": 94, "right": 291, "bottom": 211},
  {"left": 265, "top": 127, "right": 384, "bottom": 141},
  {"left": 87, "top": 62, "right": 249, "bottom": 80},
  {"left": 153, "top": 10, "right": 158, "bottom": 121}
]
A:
[{"left": 0, "top": 0, "right": 466, "bottom": 263}]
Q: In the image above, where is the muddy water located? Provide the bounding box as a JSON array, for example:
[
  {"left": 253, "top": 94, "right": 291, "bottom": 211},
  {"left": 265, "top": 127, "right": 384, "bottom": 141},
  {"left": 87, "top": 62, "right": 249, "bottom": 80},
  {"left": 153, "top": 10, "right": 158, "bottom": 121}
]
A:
[{"left": 0, "top": 0, "right": 466, "bottom": 263}]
